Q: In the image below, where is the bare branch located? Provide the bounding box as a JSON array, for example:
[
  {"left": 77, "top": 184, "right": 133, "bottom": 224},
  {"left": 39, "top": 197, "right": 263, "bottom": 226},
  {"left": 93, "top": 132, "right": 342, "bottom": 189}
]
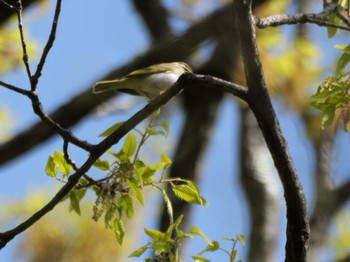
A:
[
  {"left": 15, "top": 0, "right": 32, "bottom": 81},
  {"left": 32, "top": 0, "right": 62, "bottom": 85},
  {"left": 0, "top": 80, "right": 30, "bottom": 96},
  {"left": 255, "top": 2, "right": 350, "bottom": 32},
  {"left": 0, "top": 0, "right": 14, "bottom": 9}
]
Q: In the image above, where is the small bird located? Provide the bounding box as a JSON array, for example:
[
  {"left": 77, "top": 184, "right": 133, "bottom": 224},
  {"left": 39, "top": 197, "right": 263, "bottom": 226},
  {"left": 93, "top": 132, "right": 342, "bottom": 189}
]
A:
[{"left": 93, "top": 62, "right": 192, "bottom": 100}]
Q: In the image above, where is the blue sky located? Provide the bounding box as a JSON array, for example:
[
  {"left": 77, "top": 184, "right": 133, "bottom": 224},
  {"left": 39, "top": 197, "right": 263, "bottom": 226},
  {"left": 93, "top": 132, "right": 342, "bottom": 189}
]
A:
[{"left": 1, "top": 1, "right": 350, "bottom": 261}]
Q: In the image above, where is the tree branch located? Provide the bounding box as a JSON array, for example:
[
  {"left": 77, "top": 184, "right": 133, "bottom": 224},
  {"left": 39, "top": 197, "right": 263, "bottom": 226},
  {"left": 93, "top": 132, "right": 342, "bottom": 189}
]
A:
[
  {"left": 234, "top": 1, "right": 309, "bottom": 261},
  {"left": 131, "top": 0, "right": 172, "bottom": 41},
  {"left": 32, "top": 0, "right": 61, "bottom": 85}
]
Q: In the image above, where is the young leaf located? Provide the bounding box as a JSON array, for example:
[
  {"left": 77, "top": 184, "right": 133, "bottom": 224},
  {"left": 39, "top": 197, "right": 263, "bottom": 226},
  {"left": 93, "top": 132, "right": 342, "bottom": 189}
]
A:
[
  {"left": 99, "top": 121, "right": 125, "bottom": 137},
  {"left": 177, "top": 230, "right": 194, "bottom": 239},
  {"left": 230, "top": 249, "right": 238, "bottom": 262},
  {"left": 126, "top": 179, "right": 144, "bottom": 205},
  {"left": 144, "top": 228, "right": 165, "bottom": 241},
  {"left": 122, "top": 133, "right": 137, "bottom": 158},
  {"left": 129, "top": 245, "right": 149, "bottom": 257},
  {"left": 118, "top": 194, "right": 134, "bottom": 219},
  {"left": 172, "top": 184, "right": 198, "bottom": 203},
  {"left": 93, "top": 158, "right": 110, "bottom": 171},
  {"left": 150, "top": 241, "right": 172, "bottom": 256},
  {"left": 198, "top": 241, "right": 220, "bottom": 255},
  {"left": 172, "top": 183, "right": 207, "bottom": 205},
  {"left": 336, "top": 52, "right": 350, "bottom": 73},
  {"left": 192, "top": 255, "right": 211, "bottom": 262},
  {"left": 45, "top": 155, "right": 57, "bottom": 177},
  {"left": 53, "top": 150, "right": 73, "bottom": 176},
  {"left": 69, "top": 190, "right": 81, "bottom": 215},
  {"left": 236, "top": 234, "right": 246, "bottom": 246},
  {"left": 159, "top": 187, "right": 174, "bottom": 225},
  {"left": 145, "top": 126, "right": 166, "bottom": 136},
  {"left": 162, "top": 121, "right": 170, "bottom": 137},
  {"left": 190, "top": 226, "right": 212, "bottom": 246},
  {"left": 113, "top": 218, "right": 125, "bottom": 245},
  {"left": 328, "top": 13, "right": 341, "bottom": 38},
  {"left": 160, "top": 153, "right": 172, "bottom": 168}
]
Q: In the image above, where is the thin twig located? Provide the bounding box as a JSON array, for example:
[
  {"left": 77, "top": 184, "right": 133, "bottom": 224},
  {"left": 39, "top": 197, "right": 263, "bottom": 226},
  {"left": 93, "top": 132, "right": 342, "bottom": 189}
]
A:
[
  {"left": 255, "top": 13, "right": 350, "bottom": 32},
  {"left": 15, "top": 0, "right": 32, "bottom": 82},
  {"left": 0, "top": 0, "right": 15, "bottom": 9},
  {"left": 33, "top": 0, "right": 62, "bottom": 85},
  {"left": 336, "top": 8, "right": 350, "bottom": 28},
  {"left": 63, "top": 139, "right": 97, "bottom": 184},
  {"left": 29, "top": 93, "right": 94, "bottom": 152},
  {"left": 0, "top": 80, "right": 30, "bottom": 96}
]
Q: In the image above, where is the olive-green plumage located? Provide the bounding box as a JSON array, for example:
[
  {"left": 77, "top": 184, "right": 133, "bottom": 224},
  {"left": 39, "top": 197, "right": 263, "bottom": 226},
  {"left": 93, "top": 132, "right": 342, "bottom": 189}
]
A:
[{"left": 93, "top": 62, "right": 192, "bottom": 100}]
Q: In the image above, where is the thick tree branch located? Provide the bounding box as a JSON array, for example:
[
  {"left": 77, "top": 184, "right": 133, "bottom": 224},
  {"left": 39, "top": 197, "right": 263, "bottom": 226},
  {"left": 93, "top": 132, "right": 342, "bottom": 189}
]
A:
[
  {"left": 131, "top": 0, "right": 172, "bottom": 41},
  {"left": 234, "top": 1, "right": 309, "bottom": 261}
]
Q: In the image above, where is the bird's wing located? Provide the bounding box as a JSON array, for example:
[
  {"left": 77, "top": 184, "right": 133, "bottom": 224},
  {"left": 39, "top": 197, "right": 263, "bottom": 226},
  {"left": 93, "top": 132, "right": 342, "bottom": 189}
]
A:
[{"left": 125, "top": 64, "right": 172, "bottom": 78}]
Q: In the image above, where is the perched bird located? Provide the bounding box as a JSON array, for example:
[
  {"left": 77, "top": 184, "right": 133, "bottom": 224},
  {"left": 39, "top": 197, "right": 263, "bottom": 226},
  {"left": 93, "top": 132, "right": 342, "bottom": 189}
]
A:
[{"left": 93, "top": 62, "right": 192, "bottom": 100}]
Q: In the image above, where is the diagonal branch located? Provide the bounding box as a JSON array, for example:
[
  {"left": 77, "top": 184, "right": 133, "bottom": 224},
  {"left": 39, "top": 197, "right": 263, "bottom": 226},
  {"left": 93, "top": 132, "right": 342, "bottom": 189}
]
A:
[{"left": 234, "top": 1, "right": 309, "bottom": 261}]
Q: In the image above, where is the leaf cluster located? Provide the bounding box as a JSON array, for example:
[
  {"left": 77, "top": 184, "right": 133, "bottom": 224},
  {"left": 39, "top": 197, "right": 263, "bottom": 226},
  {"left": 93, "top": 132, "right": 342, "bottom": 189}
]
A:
[
  {"left": 130, "top": 217, "right": 246, "bottom": 262},
  {"left": 311, "top": 72, "right": 350, "bottom": 130}
]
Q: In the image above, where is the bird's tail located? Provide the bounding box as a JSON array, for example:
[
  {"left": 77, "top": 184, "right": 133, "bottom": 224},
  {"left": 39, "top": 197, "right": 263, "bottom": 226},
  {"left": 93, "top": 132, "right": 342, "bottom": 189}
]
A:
[{"left": 93, "top": 79, "right": 126, "bottom": 94}]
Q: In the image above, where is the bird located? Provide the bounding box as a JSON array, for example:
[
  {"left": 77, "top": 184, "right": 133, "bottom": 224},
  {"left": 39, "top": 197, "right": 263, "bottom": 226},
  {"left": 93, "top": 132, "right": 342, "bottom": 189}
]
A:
[{"left": 93, "top": 62, "right": 192, "bottom": 100}]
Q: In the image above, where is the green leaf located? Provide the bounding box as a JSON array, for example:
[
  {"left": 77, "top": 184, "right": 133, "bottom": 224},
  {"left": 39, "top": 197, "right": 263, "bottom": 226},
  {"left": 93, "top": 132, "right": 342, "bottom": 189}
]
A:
[
  {"left": 172, "top": 181, "right": 207, "bottom": 205},
  {"left": 172, "top": 184, "right": 198, "bottom": 203},
  {"left": 192, "top": 255, "right": 211, "bottom": 262},
  {"left": 104, "top": 201, "right": 118, "bottom": 228},
  {"left": 336, "top": 52, "right": 350, "bottom": 73},
  {"left": 99, "top": 121, "right": 125, "bottom": 137},
  {"left": 145, "top": 126, "right": 166, "bottom": 136},
  {"left": 322, "top": 105, "right": 336, "bottom": 129},
  {"left": 150, "top": 241, "right": 172, "bottom": 256},
  {"left": 69, "top": 190, "right": 81, "bottom": 215},
  {"left": 122, "top": 133, "right": 137, "bottom": 158},
  {"left": 335, "top": 44, "right": 350, "bottom": 53},
  {"left": 113, "top": 218, "right": 125, "bottom": 245},
  {"left": 198, "top": 241, "right": 220, "bottom": 255},
  {"left": 118, "top": 194, "right": 134, "bottom": 219},
  {"left": 144, "top": 228, "right": 165, "bottom": 241},
  {"left": 126, "top": 179, "right": 144, "bottom": 205},
  {"left": 159, "top": 187, "right": 174, "bottom": 225},
  {"left": 129, "top": 245, "right": 148, "bottom": 257},
  {"left": 93, "top": 158, "right": 110, "bottom": 171},
  {"left": 160, "top": 153, "right": 172, "bottom": 168},
  {"left": 53, "top": 150, "right": 73, "bottom": 176},
  {"left": 45, "top": 155, "right": 57, "bottom": 177},
  {"left": 236, "top": 234, "right": 246, "bottom": 246},
  {"left": 177, "top": 230, "right": 194, "bottom": 239},
  {"left": 162, "top": 121, "right": 170, "bottom": 137},
  {"left": 231, "top": 249, "right": 238, "bottom": 262},
  {"left": 190, "top": 226, "right": 212, "bottom": 246},
  {"left": 328, "top": 13, "right": 341, "bottom": 38}
]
